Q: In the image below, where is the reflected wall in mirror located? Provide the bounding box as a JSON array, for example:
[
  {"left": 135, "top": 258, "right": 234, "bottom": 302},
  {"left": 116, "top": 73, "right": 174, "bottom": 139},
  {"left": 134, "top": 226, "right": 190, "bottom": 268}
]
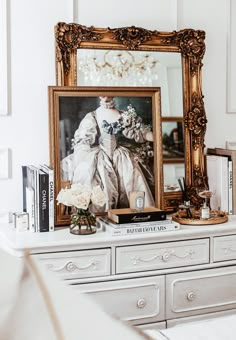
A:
[
  {"left": 162, "top": 118, "right": 184, "bottom": 160},
  {"left": 54, "top": 23, "right": 208, "bottom": 224},
  {"left": 163, "top": 163, "right": 185, "bottom": 192}
]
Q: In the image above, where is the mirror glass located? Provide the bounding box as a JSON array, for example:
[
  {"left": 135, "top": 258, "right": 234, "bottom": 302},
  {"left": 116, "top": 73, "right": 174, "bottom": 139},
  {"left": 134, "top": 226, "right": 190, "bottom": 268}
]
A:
[
  {"left": 77, "top": 49, "right": 184, "bottom": 192},
  {"left": 162, "top": 120, "right": 184, "bottom": 159},
  {"left": 163, "top": 163, "right": 185, "bottom": 192},
  {"left": 77, "top": 49, "right": 183, "bottom": 116}
]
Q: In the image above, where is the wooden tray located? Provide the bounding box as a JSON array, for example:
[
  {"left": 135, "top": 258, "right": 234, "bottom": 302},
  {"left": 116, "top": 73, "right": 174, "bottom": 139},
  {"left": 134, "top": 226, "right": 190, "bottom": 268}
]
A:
[{"left": 172, "top": 211, "right": 228, "bottom": 225}]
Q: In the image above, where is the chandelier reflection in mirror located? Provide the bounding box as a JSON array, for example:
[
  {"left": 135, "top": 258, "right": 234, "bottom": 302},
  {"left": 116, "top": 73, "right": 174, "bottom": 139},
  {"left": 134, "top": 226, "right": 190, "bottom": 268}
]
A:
[{"left": 78, "top": 50, "right": 159, "bottom": 86}]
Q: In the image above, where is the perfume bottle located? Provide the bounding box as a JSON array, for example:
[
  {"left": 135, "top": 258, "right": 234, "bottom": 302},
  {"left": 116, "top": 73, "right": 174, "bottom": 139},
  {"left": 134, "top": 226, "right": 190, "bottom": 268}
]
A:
[{"left": 200, "top": 200, "right": 210, "bottom": 220}]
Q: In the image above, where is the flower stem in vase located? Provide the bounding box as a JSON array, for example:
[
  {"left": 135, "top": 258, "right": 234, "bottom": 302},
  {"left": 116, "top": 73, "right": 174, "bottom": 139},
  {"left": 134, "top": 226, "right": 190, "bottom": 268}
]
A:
[{"left": 70, "top": 208, "right": 96, "bottom": 235}]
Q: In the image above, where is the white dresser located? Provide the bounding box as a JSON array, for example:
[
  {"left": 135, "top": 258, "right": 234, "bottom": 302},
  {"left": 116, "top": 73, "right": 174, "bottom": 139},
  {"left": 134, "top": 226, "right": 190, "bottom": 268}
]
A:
[{"left": 2, "top": 217, "right": 236, "bottom": 330}]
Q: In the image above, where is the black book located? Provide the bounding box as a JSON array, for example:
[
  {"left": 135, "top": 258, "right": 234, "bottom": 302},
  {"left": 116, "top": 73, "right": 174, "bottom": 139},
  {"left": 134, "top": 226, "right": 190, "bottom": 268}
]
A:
[
  {"left": 21, "top": 165, "right": 28, "bottom": 212},
  {"left": 38, "top": 169, "right": 49, "bottom": 232},
  {"left": 107, "top": 207, "right": 167, "bottom": 224},
  {"left": 40, "top": 165, "right": 54, "bottom": 231}
]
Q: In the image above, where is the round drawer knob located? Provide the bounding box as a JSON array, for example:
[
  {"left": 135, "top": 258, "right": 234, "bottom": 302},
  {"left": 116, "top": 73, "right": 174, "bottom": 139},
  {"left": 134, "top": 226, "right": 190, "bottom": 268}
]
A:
[
  {"left": 187, "top": 292, "right": 196, "bottom": 301},
  {"left": 137, "top": 298, "right": 146, "bottom": 308},
  {"left": 66, "top": 262, "right": 76, "bottom": 272},
  {"left": 162, "top": 252, "right": 170, "bottom": 262}
]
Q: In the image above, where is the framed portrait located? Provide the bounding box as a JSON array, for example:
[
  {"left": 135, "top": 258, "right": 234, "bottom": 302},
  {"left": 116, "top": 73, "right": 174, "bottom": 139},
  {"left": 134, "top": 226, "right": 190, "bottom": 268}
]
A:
[{"left": 48, "top": 86, "right": 162, "bottom": 226}]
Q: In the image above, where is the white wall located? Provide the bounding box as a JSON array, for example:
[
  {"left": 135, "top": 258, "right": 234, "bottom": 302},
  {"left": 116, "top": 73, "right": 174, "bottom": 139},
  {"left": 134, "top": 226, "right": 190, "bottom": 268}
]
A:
[
  {"left": 0, "top": 0, "right": 234, "bottom": 220},
  {"left": 178, "top": 0, "right": 234, "bottom": 149},
  {"left": 0, "top": 0, "right": 75, "bottom": 221}
]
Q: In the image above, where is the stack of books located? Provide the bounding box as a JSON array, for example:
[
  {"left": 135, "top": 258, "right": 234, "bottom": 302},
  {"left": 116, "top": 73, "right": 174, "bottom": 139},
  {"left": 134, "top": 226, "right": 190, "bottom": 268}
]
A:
[
  {"left": 97, "top": 216, "right": 180, "bottom": 236},
  {"left": 206, "top": 148, "right": 236, "bottom": 214},
  {"left": 21, "top": 164, "right": 54, "bottom": 232}
]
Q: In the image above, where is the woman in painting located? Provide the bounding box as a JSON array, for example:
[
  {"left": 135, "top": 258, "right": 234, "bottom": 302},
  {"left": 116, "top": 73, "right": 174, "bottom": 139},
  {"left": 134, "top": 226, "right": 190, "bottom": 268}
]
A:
[{"left": 62, "top": 96, "right": 155, "bottom": 212}]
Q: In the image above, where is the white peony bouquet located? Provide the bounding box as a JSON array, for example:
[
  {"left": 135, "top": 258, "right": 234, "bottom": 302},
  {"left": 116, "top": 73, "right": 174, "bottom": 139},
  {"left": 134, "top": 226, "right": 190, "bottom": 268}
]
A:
[
  {"left": 57, "top": 183, "right": 106, "bottom": 209},
  {"left": 56, "top": 183, "right": 106, "bottom": 235}
]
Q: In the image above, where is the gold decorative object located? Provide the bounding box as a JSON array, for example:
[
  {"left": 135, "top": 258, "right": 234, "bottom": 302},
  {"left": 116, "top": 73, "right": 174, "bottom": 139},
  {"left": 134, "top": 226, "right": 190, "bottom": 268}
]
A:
[{"left": 172, "top": 210, "right": 228, "bottom": 226}]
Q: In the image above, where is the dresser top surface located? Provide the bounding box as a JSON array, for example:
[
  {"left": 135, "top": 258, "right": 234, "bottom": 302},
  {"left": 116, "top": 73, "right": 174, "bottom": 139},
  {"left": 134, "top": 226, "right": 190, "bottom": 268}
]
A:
[{"left": 1, "top": 216, "right": 236, "bottom": 256}]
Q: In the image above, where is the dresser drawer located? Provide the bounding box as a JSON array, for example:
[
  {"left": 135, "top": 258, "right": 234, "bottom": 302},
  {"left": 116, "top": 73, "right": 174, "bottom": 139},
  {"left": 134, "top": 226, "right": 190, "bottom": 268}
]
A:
[
  {"left": 166, "top": 266, "right": 236, "bottom": 319},
  {"left": 213, "top": 235, "right": 236, "bottom": 262},
  {"left": 32, "top": 248, "right": 111, "bottom": 280},
  {"left": 74, "top": 276, "right": 165, "bottom": 325},
  {"left": 116, "top": 239, "right": 209, "bottom": 274}
]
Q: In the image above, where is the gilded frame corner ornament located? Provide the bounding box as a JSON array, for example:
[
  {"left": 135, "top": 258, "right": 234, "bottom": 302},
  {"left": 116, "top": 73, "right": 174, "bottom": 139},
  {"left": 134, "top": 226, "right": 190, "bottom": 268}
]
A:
[{"left": 54, "top": 22, "right": 208, "bottom": 213}]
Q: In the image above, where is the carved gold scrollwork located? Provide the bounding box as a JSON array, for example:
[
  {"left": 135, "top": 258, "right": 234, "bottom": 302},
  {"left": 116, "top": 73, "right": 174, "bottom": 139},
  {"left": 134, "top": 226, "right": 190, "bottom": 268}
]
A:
[
  {"left": 185, "top": 92, "right": 207, "bottom": 150},
  {"left": 184, "top": 92, "right": 208, "bottom": 204},
  {"left": 55, "top": 22, "right": 102, "bottom": 74},
  {"left": 162, "top": 29, "right": 205, "bottom": 76},
  {"left": 186, "top": 165, "right": 208, "bottom": 207},
  {"left": 193, "top": 164, "right": 208, "bottom": 187},
  {"left": 177, "top": 29, "right": 205, "bottom": 75},
  {"left": 109, "top": 26, "right": 156, "bottom": 49}
]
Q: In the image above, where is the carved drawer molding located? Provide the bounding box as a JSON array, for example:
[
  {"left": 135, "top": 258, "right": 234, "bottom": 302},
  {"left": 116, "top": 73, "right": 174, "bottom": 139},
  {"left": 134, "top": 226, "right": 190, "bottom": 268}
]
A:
[
  {"left": 166, "top": 266, "right": 236, "bottom": 319},
  {"left": 32, "top": 248, "right": 111, "bottom": 280},
  {"left": 74, "top": 276, "right": 165, "bottom": 325},
  {"left": 213, "top": 235, "right": 236, "bottom": 262},
  {"left": 116, "top": 239, "right": 209, "bottom": 274}
]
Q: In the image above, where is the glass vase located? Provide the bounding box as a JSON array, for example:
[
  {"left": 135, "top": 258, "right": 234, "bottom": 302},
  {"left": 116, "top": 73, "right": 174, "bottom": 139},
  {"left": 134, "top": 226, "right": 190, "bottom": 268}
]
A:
[{"left": 70, "top": 208, "right": 96, "bottom": 235}]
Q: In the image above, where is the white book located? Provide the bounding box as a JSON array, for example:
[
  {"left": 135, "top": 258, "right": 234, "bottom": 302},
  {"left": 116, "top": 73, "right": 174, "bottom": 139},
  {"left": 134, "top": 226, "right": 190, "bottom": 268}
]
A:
[
  {"left": 40, "top": 164, "right": 54, "bottom": 231},
  {"left": 228, "top": 160, "right": 233, "bottom": 214},
  {"left": 206, "top": 155, "right": 229, "bottom": 212},
  {"left": 207, "top": 148, "right": 236, "bottom": 214},
  {"left": 104, "top": 222, "right": 180, "bottom": 236},
  {"left": 29, "top": 165, "right": 40, "bottom": 232},
  {"left": 26, "top": 187, "right": 35, "bottom": 232},
  {"left": 97, "top": 217, "right": 173, "bottom": 229}
]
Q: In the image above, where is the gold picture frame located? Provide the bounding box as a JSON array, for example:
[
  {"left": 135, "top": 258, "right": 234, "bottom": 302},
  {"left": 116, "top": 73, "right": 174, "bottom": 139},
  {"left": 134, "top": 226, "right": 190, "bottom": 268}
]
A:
[{"left": 48, "top": 86, "right": 162, "bottom": 226}]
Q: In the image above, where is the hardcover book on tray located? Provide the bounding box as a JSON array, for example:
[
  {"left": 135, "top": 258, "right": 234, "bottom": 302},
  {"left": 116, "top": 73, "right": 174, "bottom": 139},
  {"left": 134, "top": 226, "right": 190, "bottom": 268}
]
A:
[{"left": 107, "top": 207, "right": 167, "bottom": 224}]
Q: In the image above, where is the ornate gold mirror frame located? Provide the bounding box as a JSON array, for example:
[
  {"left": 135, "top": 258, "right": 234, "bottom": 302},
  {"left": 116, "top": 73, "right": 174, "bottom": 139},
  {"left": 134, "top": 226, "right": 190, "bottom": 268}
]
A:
[{"left": 54, "top": 22, "right": 208, "bottom": 212}]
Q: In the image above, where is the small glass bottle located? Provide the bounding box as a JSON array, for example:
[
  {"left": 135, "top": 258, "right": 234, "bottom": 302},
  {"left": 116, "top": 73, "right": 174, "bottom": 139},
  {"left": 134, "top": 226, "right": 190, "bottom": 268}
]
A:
[{"left": 200, "top": 201, "right": 210, "bottom": 220}]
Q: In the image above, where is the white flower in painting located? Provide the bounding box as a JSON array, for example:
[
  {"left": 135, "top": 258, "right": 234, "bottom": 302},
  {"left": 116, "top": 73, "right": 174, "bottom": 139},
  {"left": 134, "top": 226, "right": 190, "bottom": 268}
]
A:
[
  {"left": 121, "top": 114, "right": 132, "bottom": 127},
  {"left": 91, "top": 185, "right": 106, "bottom": 207}
]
